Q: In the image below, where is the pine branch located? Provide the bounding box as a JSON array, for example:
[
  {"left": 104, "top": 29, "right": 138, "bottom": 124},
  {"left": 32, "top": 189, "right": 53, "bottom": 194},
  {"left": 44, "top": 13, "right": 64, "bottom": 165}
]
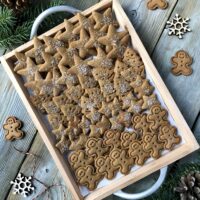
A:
[
  {"left": 0, "top": 20, "right": 32, "bottom": 48},
  {"left": 0, "top": 6, "right": 16, "bottom": 34}
]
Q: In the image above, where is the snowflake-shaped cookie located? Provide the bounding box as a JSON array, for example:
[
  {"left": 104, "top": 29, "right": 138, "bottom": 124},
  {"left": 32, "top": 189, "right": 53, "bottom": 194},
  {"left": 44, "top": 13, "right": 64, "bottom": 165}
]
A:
[
  {"left": 167, "top": 14, "right": 191, "bottom": 39},
  {"left": 10, "top": 173, "right": 35, "bottom": 197}
]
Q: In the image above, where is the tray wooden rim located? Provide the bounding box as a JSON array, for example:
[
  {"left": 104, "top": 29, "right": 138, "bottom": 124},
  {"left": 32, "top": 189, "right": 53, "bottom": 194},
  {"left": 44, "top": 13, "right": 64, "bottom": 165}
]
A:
[{"left": 1, "top": 0, "right": 199, "bottom": 199}]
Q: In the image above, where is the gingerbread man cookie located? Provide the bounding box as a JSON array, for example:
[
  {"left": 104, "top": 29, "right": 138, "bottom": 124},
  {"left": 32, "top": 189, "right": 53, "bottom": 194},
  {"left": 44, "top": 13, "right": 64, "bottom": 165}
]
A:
[
  {"left": 158, "top": 125, "right": 181, "bottom": 150},
  {"left": 121, "top": 132, "right": 137, "bottom": 149},
  {"left": 143, "top": 134, "right": 164, "bottom": 159},
  {"left": 110, "top": 149, "right": 133, "bottom": 175},
  {"left": 147, "top": 105, "right": 168, "bottom": 131},
  {"left": 171, "top": 50, "right": 193, "bottom": 76},
  {"left": 147, "top": 0, "right": 168, "bottom": 10},
  {"left": 86, "top": 138, "right": 109, "bottom": 157},
  {"left": 69, "top": 150, "right": 94, "bottom": 170},
  {"left": 75, "top": 165, "right": 102, "bottom": 190},
  {"left": 3, "top": 116, "right": 24, "bottom": 141},
  {"left": 95, "top": 155, "right": 118, "bottom": 180},
  {"left": 104, "top": 130, "right": 121, "bottom": 150},
  {"left": 128, "top": 140, "right": 150, "bottom": 165}
]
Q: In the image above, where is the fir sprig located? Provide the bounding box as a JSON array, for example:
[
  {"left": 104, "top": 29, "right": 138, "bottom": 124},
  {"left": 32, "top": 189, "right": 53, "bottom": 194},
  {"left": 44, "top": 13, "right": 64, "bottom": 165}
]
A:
[{"left": 0, "top": 0, "right": 66, "bottom": 49}]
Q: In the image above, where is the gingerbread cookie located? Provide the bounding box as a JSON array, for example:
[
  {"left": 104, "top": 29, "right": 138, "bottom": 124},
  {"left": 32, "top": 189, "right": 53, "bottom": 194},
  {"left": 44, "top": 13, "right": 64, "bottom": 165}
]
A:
[
  {"left": 3, "top": 116, "right": 24, "bottom": 141},
  {"left": 132, "top": 114, "right": 150, "bottom": 136},
  {"left": 99, "top": 101, "right": 112, "bottom": 118},
  {"left": 104, "top": 130, "right": 121, "bottom": 150},
  {"left": 69, "top": 150, "right": 94, "bottom": 170},
  {"left": 128, "top": 140, "right": 150, "bottom": 165},
  {"left": 42, "top": 101, "right": 61, "bottom": 114},
  {"left": 147, "top": 105, "right": 168, "bottom": 131},
  {"left": 158, "top": 125, "right": 181, "bottom": 150},
  {"left": 61, "top": 104, "right": 82, "bottom": 120},
  {"left": 75, "top": 165, "right": 102, "bottom": 191},
  {"left": 86, "top": 137, "right": 109, "bottom": 157},
  {"left": 117, "top": 112, "right": 132, "bottom": 127},
  {"left": 147, "top": 0, "right": 168, "bottom": 10},
  {"left": 143, "top": 134, "right": 164, "bottom": 159},
  {"left": 127, "top": 99, "right": 144, "bottom": 114},
  {"left": 69, "top": 134, "right": 88, "bottom": 151},
  {"left": 110, "top": 116, "right": 124, "bottom": 131},
  {"left": 171, "top": 50, "right": 193, "bottom": 76},
  {"left": 110, "top": 149, "right": 133, "bottom": 175},
  {"left": 121, "top": 132, "right": 137, "bottom": 149},
  {"left": 95, "top": 155, "right": 118, "bottom": 180},
  {"left": 121, "top": 92, "right": 136, "bottom": 109},
  {"left": 92, "top": 67, "right": 114, "bottom": 81},
  {"left": 123, "top": 47, "right": 144, "bottom": 68}
]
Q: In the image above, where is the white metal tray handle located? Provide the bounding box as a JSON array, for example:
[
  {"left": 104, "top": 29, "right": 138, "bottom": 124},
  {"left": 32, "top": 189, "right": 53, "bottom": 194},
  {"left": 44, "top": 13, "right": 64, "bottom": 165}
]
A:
[{"left": 30, "top": 5, "right": 168, "bottom": 200}]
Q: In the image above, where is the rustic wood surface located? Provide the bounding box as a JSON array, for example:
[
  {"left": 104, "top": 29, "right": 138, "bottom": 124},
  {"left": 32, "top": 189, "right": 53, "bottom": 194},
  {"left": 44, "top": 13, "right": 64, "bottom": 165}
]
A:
[{"left": 0, "top": 0, "right": 199, "bottom": 199}]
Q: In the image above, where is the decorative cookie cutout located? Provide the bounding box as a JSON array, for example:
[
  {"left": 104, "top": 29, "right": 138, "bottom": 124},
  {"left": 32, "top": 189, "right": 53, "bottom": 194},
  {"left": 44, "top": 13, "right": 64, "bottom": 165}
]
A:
[
  {"left": 117, "top": 112, "right": 132, "bottom": 127},
  {"left": 147, "top": 0, "right": 168, "bottom": 10},
  {"left": 128, "top": 140, "right": 150, "bottom": 165},
  {"left": 95, "top": 155, "right": 118, "bottom": 180},
  {"left": 3, "top": 116, "right": 24, "bottom": 141},
  {"left": 171, "top": 50, "right": 193, "bottom": 76},
  {"left": 69, "top": 150, "right": 93, "bottom": 170},
  {"left": 56, "top": 135, "right": 71, "bottom": 153},
  {"left": 52, "top": 124, "right": 68, "bottom": 140},
  {"left": 75, "top": 165, "right": 102, "bottom": 190},
  {"left": 159, "top": 125, "right": 181, "bottom": 150},
  {"left": 143, "top": 134, "right": 164, "bottom": 159},
  {"left": 10, "top": 173, "right": 34, "bottom": 197},
  {"left": 110, "top": 149, "right": 133, "bottom": 175},
  {"left": 167, "top": 14, "right": 191, "bottom": 39},
  {"left": 142, "top": 94, "right": 159, "bottom": 110},
  {"left": 86, "top": 138, "right": 109, "bottom": 157},
  {"left": 147, "top": 105, "right": 168, "bottom": 131},
  {"left": 69, "top": 134, "right": 88, "bottom": 151}
]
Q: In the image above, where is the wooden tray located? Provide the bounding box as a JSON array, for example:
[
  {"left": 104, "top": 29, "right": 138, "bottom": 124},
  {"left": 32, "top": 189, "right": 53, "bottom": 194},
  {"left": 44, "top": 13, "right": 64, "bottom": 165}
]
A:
[{"left": 1, "top": 0, "right": 199, "bottom": 199}]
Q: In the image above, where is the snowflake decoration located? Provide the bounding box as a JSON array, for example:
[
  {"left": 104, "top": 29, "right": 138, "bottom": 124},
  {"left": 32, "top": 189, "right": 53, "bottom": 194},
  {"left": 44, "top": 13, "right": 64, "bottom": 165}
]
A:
[
  {"left": 10, "top": 173, "right": 35, "bottom": 197},
  {"left": 167, "top": 14, "right": 191, "bottom": 39}
]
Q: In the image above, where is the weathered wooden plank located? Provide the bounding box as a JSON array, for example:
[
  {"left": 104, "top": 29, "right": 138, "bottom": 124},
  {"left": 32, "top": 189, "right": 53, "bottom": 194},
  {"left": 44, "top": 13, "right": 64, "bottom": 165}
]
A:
[
  {"left": 152, "top": 0, "right": 200, "bottom": 127},
  {"left": 0, "top": 64, "right": 37, "bottom": 200},
  {"left": 6, "top": 133, "right": 72, "bottom": 200},
  {"left": 118, "top": 0, "right": 178, "bottom": 53}
]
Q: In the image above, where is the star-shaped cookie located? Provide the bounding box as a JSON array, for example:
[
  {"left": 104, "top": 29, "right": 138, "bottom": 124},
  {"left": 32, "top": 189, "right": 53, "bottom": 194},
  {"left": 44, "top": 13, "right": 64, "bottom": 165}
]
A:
[
  {"left": 17, "top": 57, "right": 39, "bottom": 82},
  {"left": 57, "top": 19, "right": 78, "bottom": 42},
  {"left": 57, "top": 46, "right": 77, "bottom": 67},
  {"left": 98, "top": 25, "right": 128, "bottom": 52},
  {"left": 25, "top": 37, "right": 45, "bottom": 64},
  {"left": 14, "top": 52, "right": 27, "bottom": 72},
  {"left": 39, "top": 52, "right": 61, "bottom": 72},
  {"left": 92, "top": 7, "right": 119, "bottom": 30},
  {"left": 85, "top": 26, "right": 107, "bottom": 49},
  {"left": 88, "top": 47, "right": 114, "bottom": 69},
  {"left": 68, "top": 54, "right": 92, "bottom": 76},
  {"left": 73, "top": 13, "right": 94, "bottom": 34},
  {"left": 57, "top": 65, "right": 79, "bottom": 86},
  {"left": 43, "top": 35, "right": 65, "bottom": 55},
  {"left": 70, "top": 28, "right": 95, "bottom": 58}
]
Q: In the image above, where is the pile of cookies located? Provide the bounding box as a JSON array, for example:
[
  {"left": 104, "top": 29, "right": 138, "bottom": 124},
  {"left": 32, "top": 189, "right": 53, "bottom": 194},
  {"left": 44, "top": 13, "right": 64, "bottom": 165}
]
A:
[{"left": 13, "top": 7, "right": 181, "bottom": 190}]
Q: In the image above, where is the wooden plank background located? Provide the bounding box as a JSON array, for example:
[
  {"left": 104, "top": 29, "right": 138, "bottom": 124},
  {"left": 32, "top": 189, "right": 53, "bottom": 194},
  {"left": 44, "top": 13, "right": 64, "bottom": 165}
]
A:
[{"left": 0, "top": 0, "right": 199, "bottom": 199}]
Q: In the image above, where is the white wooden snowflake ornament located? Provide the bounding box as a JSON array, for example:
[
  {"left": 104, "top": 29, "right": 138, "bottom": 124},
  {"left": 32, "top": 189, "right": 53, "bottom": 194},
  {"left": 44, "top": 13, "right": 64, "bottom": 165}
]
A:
[
  {"left": 10, "top": 173, "right": 35, "bottom": 197},
  {"left": 167, "top": 14, "right": 191, "bottom": 39}
]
